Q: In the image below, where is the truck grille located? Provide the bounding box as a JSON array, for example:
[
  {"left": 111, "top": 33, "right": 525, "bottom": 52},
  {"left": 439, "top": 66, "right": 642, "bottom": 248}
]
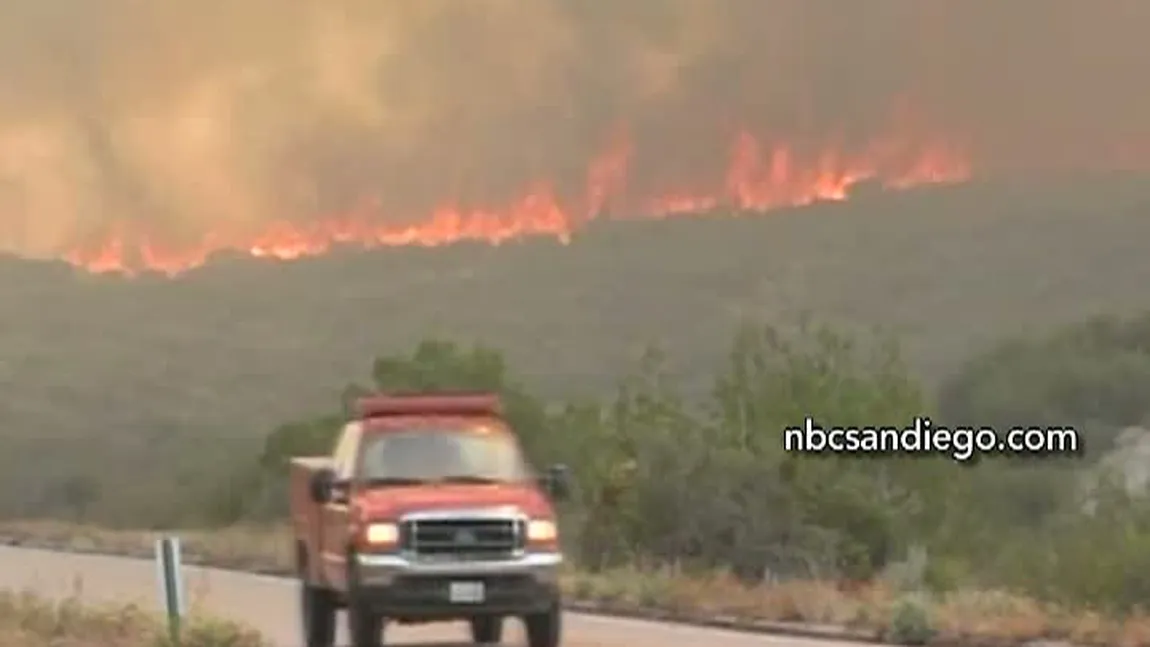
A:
[{"left": 400, "top": 517, "right": 525, "bottom": 559}]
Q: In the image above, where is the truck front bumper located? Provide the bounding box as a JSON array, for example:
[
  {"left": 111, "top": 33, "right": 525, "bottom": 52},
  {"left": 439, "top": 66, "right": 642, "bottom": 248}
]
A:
[{"left": 350, "top": 551, "right": 561, "bottom": 620}]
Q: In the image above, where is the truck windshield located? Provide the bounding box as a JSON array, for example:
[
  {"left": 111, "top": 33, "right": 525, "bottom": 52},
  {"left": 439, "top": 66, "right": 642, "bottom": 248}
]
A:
[{"left": 358, "top": 428, "right": 532, "bottom": 484}]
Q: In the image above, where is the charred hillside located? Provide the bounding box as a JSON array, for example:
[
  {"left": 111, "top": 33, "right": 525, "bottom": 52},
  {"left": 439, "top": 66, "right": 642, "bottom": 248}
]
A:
[
  {"left": 0, "top": 175, "right": 1147, "bottom": 437},
  {"left": 0, "top": 174, "right": 1149, "bottom": 521}
]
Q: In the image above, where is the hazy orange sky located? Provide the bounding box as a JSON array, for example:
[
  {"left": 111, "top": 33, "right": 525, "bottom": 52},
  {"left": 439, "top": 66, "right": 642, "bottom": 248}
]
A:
[{"left": 0, "top": 1, "right": 1145, "bottom": 258}]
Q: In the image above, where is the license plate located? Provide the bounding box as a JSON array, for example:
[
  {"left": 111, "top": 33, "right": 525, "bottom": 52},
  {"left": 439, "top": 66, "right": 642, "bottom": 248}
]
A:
[{"left": 448, "top": 581, "right": 485, "bottom": 604}]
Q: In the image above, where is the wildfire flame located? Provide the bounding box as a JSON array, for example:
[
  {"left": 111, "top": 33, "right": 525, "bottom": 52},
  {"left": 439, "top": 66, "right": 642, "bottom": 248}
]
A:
[{"left": 63, "top": 128, "right": 971, "bottom": 277}]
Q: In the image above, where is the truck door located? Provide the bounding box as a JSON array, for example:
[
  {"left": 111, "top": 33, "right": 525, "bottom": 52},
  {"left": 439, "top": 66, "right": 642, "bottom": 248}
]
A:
[{"left": 320, "top": 421, "right": 362, "bottom": 592}]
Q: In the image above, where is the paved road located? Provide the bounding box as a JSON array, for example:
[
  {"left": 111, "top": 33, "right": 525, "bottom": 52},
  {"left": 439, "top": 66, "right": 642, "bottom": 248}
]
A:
[{"left": 0, "top": 545, "right": 877, "bottom": 647}]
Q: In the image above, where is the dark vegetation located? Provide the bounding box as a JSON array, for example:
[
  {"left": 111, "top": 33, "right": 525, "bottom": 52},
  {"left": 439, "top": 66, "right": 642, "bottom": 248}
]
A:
[
  {"left": 194, "top": 311, "right": 1150, "bottom": 614},
  {"left": 2, "top": 176, "right": 1150, "bottom": 611}
]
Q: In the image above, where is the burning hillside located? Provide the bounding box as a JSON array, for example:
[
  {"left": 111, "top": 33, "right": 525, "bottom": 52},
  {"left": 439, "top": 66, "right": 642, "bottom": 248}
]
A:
[
  {"left": 62, "top": 126, "right": 970, "bottom": 276},
  {"left": 0, "top": 2, "right": 1144, "bottom": 276}
]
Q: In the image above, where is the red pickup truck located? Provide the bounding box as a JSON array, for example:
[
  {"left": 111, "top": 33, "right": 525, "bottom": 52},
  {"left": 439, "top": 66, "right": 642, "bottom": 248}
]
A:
[{"left": 289, "top": 391, "right": 571, "bottom": 647}]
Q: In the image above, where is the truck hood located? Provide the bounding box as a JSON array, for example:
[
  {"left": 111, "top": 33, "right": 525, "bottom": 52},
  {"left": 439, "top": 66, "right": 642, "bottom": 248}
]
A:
[{"left": 355, "top": 482, "right": 553, "bottom": 520}]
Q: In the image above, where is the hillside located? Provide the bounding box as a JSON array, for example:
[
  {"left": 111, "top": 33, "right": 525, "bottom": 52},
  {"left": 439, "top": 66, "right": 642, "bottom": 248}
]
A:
[{"left": 1, "top": 173, "right": 1149, "bottom": 521}]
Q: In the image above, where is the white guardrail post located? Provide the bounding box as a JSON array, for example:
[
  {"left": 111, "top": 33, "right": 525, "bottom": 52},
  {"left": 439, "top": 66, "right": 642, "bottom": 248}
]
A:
[{"left": 154, "top": 536, "right": 186, "bottom": 645}]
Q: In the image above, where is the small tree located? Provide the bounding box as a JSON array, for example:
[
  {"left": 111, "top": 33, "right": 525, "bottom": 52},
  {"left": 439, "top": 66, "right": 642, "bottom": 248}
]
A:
[{"left": 371, "top": 339, "right": 551, "bottom": 462}]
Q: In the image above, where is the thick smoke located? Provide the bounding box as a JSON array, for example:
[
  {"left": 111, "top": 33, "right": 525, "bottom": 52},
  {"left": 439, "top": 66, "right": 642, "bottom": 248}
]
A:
[{"left": 0, "top": 1, "right": 1146, "bottom": 256}]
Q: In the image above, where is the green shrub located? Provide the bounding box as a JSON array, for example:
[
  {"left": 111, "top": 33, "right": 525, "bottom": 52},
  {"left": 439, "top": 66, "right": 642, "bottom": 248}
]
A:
[
  {"left": 886, "top": 593, "right": 935, "bottom": 645},
  {"left": 998, "top": 476, "right": 1150, "bottom": 613},
  {"left": 220, "top": 320, "right": 937, "bottom": 582},
  {"left": 177, "top": 312, "right": 1150, "bottom": 613},
  {"left": 939, "top": 312, "right": 1150, "bottom": 456}
]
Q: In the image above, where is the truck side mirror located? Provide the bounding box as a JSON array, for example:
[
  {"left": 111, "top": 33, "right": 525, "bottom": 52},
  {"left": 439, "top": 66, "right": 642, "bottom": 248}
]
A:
[
  {"left": 542, "top": 464, "right": 571, "bottom": 501},
  {"left": 309, "top": 468, "right": 336, "bottom": 504}
]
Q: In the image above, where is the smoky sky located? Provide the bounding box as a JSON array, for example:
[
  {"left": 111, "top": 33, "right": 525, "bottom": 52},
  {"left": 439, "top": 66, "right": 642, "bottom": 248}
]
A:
[{"left": 0, "top": 0, "right": 1146, "bottom": 256}]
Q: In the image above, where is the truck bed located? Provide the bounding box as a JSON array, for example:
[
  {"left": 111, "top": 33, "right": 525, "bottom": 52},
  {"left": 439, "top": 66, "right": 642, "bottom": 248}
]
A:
[{"left": 290, "top": 456, "right": 334, "bottom": 582}]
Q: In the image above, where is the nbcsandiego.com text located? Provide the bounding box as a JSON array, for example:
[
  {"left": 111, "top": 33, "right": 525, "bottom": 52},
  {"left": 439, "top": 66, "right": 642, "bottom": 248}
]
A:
[{"left": 783, "top": 417, "right": 1082, "bottom": 463}]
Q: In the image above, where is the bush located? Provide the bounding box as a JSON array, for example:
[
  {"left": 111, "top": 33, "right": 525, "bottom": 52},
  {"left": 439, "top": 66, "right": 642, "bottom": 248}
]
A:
[
  {"left": 218, "top": 320, "right": 935, "bottom": 582},
  {"left": 886, "top": 593, "right": 935, "bottom": 645},
  {"left": 186, "top": 313, "right": 1150, "bottom": 614},
  {"left": 939, "top": 312, "right": 1150, "bottom": 456},
  {"left": 996, "top": 474, "right": 1150, "bottom": 613},
  {"left": 0, "top": 589, "right": 267, "bottom": 647}
]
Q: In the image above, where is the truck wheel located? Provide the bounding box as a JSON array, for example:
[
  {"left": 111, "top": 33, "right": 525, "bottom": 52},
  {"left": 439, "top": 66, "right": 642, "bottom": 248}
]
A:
[
  {"left": 347, "top": 598, "right": 384, "bottom": 647},
  {"left": 523, "top": 602, "right": 561, "bottom": 647},
  {"left": 346, "top": 551, "right": 385, "bottom": 647},
  {"left": 470, "top": 615, "right": 504, "bottom": 644},
  {"left": 300, "top": 582, "right": 336, "bottom": 647}
]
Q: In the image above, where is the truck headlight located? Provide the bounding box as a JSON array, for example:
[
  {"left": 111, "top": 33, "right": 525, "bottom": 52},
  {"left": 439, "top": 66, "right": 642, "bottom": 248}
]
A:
[
  {"left": 527, "top": 519, "right": 557, "bottom": 542},
  {"left": 364, "top": 522, "right": 399, "bottom": 545}
]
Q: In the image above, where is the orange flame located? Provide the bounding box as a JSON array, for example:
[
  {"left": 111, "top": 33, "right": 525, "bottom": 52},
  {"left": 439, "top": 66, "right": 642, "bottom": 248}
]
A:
[{"left": 63, "top": 128, "right": 971, "bottom": 277}]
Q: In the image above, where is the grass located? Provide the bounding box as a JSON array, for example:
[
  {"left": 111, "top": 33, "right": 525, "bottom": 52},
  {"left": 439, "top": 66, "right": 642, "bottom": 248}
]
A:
[
  {"left": 3, "top": 520, "right": 1149, "bottom": 646},
  {"left": 0, "top": 587, "right": 267, "bottom": 647}
]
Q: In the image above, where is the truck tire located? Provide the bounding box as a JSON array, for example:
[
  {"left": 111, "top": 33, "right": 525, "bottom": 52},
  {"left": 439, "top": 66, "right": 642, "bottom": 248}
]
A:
[
  {"left": 523, "top": 601, "right": 561, "bottom": 647},
  {"left": 470, "top": 615, "right": 504, "bottom": 644},
  {"left": 347, "top": 599, "right": 384, "bottom": 647},
  {"left": 346, "top": 553, "right": 385, "bottom": 647},
  {"left": 300, "top": 582, "right": 336, "bottom": 647}
]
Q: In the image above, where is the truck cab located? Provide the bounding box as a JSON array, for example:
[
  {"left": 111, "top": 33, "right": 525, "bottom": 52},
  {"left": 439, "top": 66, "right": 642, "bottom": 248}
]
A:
[{"left": 290, "top": 391, "right": 570, "bottom": 647}]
